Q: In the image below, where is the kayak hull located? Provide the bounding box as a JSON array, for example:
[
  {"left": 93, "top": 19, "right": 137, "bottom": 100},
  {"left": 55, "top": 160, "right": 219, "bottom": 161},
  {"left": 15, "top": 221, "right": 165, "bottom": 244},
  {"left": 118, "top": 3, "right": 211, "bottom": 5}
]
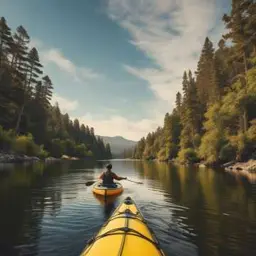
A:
[
  {"left": 80, "top": 196, "right": 165, "bottom": 256},
  {"left": 93, "top": 193, "right": 122, "bottom": 206},
  {"left": 92, "top": 181, "right": 123, "bottom": 196}
]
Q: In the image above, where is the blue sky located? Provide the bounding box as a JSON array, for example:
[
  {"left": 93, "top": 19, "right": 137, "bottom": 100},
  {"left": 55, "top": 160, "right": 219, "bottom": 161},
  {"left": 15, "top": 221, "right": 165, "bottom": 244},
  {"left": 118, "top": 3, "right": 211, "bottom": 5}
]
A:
[{"left": 2, "top": 0, "right": 231, "bottom": 140}]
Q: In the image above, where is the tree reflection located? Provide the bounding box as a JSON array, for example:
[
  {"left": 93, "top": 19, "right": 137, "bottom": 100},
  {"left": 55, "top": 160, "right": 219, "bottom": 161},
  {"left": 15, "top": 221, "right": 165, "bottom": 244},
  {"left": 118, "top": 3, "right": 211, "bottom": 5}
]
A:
[{"left": 133, "top": 161, "right": 256, "bottom": 256}]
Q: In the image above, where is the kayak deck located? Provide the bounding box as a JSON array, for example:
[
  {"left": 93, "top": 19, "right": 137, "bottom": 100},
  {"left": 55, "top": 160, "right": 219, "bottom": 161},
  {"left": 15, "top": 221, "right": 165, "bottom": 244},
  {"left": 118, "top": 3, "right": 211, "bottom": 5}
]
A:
[{"left": 80, "top": 196, "right": 165, "bottom": 256}]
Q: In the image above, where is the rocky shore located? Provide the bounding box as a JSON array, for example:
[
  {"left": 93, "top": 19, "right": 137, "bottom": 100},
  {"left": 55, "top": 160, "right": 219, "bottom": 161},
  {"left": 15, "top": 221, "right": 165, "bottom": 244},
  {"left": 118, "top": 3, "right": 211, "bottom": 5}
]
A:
[
  {"left": 223, "top": 159, "right": 256, "bottom": 182},
  {"left": 0, "top": 152, "right": 40, "bottom": 163},
  {"left": 0, "top": 152, "right": 63, "bottom": 164},
  {"left": 223, "top": 159, "right": 256, "bottom": 172},
  {"left": 0, "top": 152, "right": 80, "bottom": 164}
]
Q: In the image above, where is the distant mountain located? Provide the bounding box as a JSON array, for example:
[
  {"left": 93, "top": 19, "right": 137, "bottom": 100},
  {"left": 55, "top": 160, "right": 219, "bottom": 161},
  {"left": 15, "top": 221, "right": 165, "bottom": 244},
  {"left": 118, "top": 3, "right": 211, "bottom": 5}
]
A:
[{"left": 97, "top": 135, "right": 137, "bottom": 157}]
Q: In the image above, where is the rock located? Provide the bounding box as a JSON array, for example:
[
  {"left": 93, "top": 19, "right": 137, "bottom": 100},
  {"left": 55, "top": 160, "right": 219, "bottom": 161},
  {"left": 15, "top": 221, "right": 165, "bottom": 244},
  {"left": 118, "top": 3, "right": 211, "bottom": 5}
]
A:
[
  {"left": 61, "top": 155, "right": 70, "bottom": 160},
  {"left": 0, "top": 152, "right": 40, "bottom": 163},
  {"left": 222, "top": 161, "right": 236, "bottom": 168},
  {"left": 45, "top": 157, "right": 60, "bottom": 161}
]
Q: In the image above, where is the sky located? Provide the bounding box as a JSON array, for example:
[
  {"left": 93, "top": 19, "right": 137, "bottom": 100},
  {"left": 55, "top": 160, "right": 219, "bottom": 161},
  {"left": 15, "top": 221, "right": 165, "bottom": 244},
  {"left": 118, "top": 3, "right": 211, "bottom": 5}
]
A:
[{"left": 1, "top": 0, "right": 231, "bottom": 141}]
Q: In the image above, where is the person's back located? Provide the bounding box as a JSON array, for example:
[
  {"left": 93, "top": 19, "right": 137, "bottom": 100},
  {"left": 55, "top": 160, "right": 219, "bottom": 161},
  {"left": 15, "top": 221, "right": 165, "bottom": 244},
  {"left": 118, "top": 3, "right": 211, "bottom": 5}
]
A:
[{"left": 99, "top": 164, "right": 126, "bottom": 187}]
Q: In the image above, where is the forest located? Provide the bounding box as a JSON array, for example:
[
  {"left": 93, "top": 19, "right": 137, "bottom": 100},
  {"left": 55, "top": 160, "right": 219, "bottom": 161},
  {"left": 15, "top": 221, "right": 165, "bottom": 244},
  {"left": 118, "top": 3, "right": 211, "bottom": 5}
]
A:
[
  {"left": 133, "top": 0, "right": 256, "bottom": 165},
  {"left": 0, "top": 17, "right": 112, "bottom": 160}
]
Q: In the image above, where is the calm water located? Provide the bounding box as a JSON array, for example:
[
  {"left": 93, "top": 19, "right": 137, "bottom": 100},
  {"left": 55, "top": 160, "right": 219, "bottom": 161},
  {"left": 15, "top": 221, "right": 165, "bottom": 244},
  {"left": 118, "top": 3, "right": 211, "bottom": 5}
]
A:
[{"left": 0, "top": 160, "right": 255, "bottom": 256}]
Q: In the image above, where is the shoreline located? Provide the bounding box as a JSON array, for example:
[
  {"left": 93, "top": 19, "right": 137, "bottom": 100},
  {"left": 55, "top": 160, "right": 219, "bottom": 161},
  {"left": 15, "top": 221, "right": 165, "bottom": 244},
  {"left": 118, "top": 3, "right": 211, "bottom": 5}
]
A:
[
  {"left": 223, "top": 159, "right": 256, "bottom": 182},
  {"left": 0, "top": 152, "right": 78, "bottom": 164}
]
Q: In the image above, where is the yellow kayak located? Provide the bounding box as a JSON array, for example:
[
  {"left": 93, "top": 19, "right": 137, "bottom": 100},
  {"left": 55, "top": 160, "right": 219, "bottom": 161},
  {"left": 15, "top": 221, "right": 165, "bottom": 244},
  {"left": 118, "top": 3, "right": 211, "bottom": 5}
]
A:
[
  {"left": 80, "top": 196, "right": 165, "bottom": 256},
  {"left": 92, "top": 181, "right": 123, "bottom": 196}
]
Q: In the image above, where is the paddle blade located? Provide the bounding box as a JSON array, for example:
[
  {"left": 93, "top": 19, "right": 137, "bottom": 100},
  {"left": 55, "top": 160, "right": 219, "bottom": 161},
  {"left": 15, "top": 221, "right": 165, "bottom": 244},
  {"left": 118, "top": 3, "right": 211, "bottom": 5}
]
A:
[
  {"left": 85, "top": 180, "right": 97, "bottom": 186},
  {"left": 126, "top": 179, "right": 143, "bottom": 184}
]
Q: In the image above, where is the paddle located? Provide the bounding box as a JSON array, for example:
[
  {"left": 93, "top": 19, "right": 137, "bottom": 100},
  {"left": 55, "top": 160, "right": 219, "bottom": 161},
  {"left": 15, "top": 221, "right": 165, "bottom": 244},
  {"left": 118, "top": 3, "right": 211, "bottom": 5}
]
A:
[
  {"left": 85, "top": 178, "right": 143, "bottom": 186},
  {"left": 85, "top": 180, "right": 98, "bottom": 186},
  {"left": 126, "top": 178, "right": 143, "bottom": 184}
]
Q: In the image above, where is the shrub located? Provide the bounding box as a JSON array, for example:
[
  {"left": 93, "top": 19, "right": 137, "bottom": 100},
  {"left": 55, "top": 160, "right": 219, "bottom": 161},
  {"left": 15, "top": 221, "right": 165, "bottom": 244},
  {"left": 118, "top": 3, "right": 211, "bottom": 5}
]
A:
[
  {"left": 0, "top": 126, "right": 14, "bottom": 151},
  {"left": 219, "top": 143, "right": 237, "bottom": 162},
  {"left": 157, "top": 148, "right": 167, "bottom": 161},
  {"left": 38, "top": 145, "right": 49, "bottom": 159},
  {"left": 75, "top": 144, "right": 87, "bottom": 158},
  {"left": 13, "top": 133, "right": 40, "bottom": 156},
  {"left": 50, "top": 138, "right": 66, "bottom": 158},
  {"left": 178, "top": 148, "right": 199, "bottom": 164}
]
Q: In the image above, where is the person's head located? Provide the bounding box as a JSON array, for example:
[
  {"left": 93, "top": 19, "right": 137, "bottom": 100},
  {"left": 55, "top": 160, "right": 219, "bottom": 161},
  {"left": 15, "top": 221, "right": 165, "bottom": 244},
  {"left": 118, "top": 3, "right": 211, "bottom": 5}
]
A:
[{"left": 106, "top": 163, "right": 112, "bottom": 172}]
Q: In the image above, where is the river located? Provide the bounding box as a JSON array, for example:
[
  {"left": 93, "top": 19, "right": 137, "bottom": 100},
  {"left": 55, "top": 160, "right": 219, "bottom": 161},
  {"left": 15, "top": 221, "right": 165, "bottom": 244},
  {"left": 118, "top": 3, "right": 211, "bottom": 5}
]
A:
[{"left": 0, "top": 160, "right": 255, "bottom": 256}]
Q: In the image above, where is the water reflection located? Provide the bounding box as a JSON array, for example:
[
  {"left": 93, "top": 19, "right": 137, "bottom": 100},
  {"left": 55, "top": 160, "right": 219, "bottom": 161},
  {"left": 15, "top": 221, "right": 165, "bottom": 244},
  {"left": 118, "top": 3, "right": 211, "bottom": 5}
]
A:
[
  {"left": 133, "top": 161, "right": 256, "bottom": 256},
  {"left": 0, "top": 160, "right": 255, "bottom": 256}
]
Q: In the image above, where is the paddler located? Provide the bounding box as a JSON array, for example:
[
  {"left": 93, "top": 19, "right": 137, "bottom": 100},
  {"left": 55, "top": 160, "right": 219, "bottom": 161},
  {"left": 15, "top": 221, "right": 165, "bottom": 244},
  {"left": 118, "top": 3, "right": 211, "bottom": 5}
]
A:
[{"left": 99, "top": 163, "right": 127, "bottom": 187}]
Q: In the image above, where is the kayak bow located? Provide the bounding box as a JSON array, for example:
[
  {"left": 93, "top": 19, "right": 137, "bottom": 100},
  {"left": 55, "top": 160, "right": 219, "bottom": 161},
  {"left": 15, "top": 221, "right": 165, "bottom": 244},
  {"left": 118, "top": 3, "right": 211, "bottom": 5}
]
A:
[{"left": 80, "top": 196, "right": 165, "bottom": 256}]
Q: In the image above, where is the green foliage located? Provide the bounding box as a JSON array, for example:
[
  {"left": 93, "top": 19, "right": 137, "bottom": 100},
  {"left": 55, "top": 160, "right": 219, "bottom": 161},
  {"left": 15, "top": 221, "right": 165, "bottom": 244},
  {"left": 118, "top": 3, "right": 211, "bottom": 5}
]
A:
[
  {"left": 13, "top": 134, "right": 40, "bottom": 156},
  {"left": 74, "top": 144, "right": 87, "bottom": 158},
  {"left": 219, "top": 143, "right": 237, "bottom": 162},
  {"left": 50, "top": 139, "right": 65, "bottom": 158},
  {"left": 0, "top": 16, "right": 112, "bottom": 159},
  {"left": 0, "top": 126, "right": 14, "bottom": 151},
  {"left": 38, "top": 146, "right": 49, "bottom": 159},
  {"left": 134, "top": 0, "right": 256, "bottom": 164},
  {"left": 178, "top": 148, "right": 199, "bottom": 164}
]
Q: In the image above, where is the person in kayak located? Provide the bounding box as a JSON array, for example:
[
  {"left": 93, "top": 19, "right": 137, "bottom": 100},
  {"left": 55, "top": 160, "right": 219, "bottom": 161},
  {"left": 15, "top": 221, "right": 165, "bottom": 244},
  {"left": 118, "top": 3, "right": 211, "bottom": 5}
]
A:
[{"left": 99, "top": 164, "right": 127, "bottom": 187}]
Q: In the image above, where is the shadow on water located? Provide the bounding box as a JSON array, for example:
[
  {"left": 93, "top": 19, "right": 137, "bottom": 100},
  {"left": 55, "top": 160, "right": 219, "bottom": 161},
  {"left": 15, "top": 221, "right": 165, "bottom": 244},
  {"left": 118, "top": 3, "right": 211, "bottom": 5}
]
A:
[{"left": 93, "top": 193, "right": 122, "bottom": 220}]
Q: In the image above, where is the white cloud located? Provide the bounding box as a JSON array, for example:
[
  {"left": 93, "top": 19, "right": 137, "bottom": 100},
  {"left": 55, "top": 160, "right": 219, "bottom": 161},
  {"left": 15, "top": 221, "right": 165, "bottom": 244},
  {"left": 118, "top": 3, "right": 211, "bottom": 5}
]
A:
[
  {"left": 29, "top": 39, "right": 102, "bottom": 83},
  {"left": 107, "top": 0, "right": 225, "bottom": 109},
  {"left": 42, "top": 48, "right": 101, "bottom": 82},
  {"left": 73, "top": 113, "right": 163, "bottom": 141},
  {"left": 51, "top": 93, "right": 79, "bottom": 113}
]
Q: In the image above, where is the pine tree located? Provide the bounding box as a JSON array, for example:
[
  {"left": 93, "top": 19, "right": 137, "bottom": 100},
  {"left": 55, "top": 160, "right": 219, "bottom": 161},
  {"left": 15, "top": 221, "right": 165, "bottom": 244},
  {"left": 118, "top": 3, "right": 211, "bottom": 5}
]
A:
[
  {"left": 182, "top": 71, "right": 189, "bottom": 102},
  {"left": 11, "top": 25, "right": 30, "bottom": 74},
  {"left": 180, "top": 70, "right": 201, "bottom": 149},
  {"left": 15, "top": 47, "right": 43, "bottom": 133},
  {"left": 195, "top": 37, "right": 219, "bottom": 106},
  {"left": 41, "top": 75, "right": 53, "bottom": 107},
  {"left": 175, "top": 92, "right": 182, "bottom": 115},
  {"left": 222, "top": 0, "right": 254, "bottom": 132},
  {"left": 245, "top": 1, "right": 256, "bottom": 57},
  {"left": 0, "top": 17, "right": 12, "bottom": 67}
]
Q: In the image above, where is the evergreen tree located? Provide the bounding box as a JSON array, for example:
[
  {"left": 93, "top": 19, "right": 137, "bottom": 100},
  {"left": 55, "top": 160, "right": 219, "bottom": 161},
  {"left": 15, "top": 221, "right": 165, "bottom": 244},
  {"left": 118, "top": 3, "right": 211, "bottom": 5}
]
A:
[
  {"left": 195, "top": 37, "right": 219, "bottom": 106},
  {"left": 175, "top": 91, "right": 182, "bottom": 115},
  {"left": 0, "top": 17, "right": 12, "bottom": 67}
]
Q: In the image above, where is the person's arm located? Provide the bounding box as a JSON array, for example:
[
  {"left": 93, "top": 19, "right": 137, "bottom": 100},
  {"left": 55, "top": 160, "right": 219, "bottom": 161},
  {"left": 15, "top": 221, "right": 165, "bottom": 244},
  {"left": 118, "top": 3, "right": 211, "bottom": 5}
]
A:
[
  {"left": 98, "top": 172, "right": 104, "bottom": 179},
  {"left": 112, "top": 172, "right": 127, "bottom": 180}
]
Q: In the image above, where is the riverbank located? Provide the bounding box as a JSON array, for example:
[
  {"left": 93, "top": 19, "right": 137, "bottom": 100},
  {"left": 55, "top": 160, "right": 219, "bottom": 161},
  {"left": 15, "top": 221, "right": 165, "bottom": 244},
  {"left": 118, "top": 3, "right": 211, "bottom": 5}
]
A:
[
  {"left": 0, "top": 152, "right": 79, "bottom": 164},
  {"left": 223, "top": 159, "right": 256, "bottom": 182}
]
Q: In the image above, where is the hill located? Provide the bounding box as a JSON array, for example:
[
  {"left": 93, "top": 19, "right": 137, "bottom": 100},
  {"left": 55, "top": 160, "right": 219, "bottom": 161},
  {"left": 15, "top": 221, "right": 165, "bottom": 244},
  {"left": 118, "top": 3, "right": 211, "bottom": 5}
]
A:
[{"left": 97, "top": 135, "right": 137, "bottom": 158}]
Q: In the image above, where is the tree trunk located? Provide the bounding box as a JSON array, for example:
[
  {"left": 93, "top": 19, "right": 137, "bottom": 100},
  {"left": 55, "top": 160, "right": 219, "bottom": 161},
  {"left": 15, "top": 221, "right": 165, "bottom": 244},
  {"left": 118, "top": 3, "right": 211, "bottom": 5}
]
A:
[
  {"left": 243, "top": 108, "right": 248, "bottom": 132},
  {"left": 243, "top": 51, "right": 248, "bottom": 73},
  {"left": 15, "top": 103, "right": 24, "bottom": 134}
]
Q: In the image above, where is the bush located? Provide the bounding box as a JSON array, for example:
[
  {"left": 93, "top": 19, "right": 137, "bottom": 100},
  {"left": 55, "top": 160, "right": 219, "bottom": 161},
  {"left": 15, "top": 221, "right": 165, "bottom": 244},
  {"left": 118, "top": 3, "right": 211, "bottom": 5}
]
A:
[
  {"left": 219, "top": 143, "right": 237, "bottom": 162},
  {"left": 86, "top": 150, "right": 93, "bottom": 157},
  {"left": 75, "top": 144, "right": 87, "bottom": 158},
  {"left": 38, "top": 145, "right": 49, "bottom": 159},
  {"left": 50, "top": 138, "right": 66, "bottom": 158},
  {"left": 13, "top": 133, "right": 40, "bottom": 156},
  {"left": 0, "top": 126, "right": 14, "bottom": 151},
  {"left": 166, "top": 142, "right": 179, "bottom": 159},
  {"left": 157, "top": 148, "right": 167, "bottom": 161},
  {"left": 178, "top": 148, "right": 199, "bottom": 164}
]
